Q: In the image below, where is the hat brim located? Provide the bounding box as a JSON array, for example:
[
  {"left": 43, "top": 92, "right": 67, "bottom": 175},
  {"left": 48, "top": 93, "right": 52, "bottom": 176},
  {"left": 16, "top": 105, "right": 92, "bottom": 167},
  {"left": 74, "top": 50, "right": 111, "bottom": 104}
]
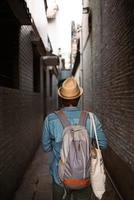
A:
[{"left": 58, "top": 87, "right": 83, "bottom": 100}]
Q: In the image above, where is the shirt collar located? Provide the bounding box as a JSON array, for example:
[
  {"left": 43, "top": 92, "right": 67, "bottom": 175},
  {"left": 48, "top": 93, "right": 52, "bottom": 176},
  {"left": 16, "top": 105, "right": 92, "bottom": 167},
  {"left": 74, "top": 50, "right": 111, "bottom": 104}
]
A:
[{"left": 62, "top": 106, "right": 80, "bottom": 111}]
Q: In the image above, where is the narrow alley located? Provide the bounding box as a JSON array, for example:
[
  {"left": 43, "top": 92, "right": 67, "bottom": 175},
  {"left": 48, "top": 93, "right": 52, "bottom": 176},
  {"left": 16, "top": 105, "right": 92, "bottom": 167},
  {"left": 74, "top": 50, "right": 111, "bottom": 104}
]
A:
[
  {"left": 13, "top": 146, "right": 121, "bottom": 200},
  {"left": 0, "top": 0, "right": 134, "bottom": 200}
]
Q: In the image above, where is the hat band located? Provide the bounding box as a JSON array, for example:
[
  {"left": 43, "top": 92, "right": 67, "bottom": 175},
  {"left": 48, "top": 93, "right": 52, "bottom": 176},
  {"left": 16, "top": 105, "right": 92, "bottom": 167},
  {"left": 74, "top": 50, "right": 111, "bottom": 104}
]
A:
[{"left": 60, "top": 90, "right": 81, "bottom": 98}]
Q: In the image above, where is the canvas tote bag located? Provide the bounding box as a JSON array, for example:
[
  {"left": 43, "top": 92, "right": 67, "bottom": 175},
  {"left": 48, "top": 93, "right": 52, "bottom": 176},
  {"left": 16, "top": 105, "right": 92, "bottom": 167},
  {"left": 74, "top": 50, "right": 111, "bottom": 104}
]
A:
[{"left": 89, "top": 112, "right": 106, "bottom": 200}]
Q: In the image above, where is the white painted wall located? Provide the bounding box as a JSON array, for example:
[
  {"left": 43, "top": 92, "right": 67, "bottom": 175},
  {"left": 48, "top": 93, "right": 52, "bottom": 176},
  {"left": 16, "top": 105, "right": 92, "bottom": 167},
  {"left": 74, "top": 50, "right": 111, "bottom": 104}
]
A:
[
  {"left": 47, "top": 0, "right": 82, "bottom": 66},
  {"left": 25, "top": 0, "right": 82, "bottom": 67},
  {"left": 25, "top": 0, "right": 50, "bottom": 51}
]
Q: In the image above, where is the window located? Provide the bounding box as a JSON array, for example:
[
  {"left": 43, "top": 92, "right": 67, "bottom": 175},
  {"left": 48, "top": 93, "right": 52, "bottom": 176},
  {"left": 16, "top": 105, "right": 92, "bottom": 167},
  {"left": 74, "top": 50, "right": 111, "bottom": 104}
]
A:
[{"left": 0, "top": 1, "right": 19, "bottom": 88}]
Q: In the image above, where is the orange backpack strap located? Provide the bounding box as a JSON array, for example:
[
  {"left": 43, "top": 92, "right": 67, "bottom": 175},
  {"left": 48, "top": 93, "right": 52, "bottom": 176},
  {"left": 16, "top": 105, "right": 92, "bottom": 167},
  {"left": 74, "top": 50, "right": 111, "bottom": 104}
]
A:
[
  {"left": 79, "top": 111, "right": 88, "bottom": 127},
  {"left": 55, "top": 110, "right": 70, "bottom": 128}
]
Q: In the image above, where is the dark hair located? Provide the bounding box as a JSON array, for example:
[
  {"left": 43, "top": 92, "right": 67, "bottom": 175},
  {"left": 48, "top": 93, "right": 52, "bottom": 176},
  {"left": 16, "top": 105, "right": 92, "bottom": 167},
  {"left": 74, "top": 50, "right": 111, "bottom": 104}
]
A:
[{"left": 61, "top": 97, "right": 80, "bottom": 107}]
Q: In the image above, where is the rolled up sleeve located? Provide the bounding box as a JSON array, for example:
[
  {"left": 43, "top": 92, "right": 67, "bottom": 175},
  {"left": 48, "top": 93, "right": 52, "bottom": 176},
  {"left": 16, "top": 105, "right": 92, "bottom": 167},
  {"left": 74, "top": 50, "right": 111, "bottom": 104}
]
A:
[{"left": 42, "top": 116, "right": 52, "bottom": 152}]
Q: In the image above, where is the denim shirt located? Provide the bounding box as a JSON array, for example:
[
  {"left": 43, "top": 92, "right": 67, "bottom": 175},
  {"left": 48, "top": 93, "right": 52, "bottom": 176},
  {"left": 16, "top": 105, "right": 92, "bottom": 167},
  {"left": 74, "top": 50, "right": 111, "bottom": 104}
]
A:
[{"left": 41, "top": 107, "right": 107, "bottom": 185}]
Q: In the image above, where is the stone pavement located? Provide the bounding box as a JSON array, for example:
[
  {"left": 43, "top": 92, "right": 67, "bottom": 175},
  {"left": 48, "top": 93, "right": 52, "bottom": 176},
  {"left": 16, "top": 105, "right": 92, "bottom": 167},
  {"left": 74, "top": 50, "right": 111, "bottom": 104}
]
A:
[
  {"left": 13, "top": 145, "right": 122, "bottom": 200},
  {"left": 14, "top": 145, "right": 52, "bottom": 200}
]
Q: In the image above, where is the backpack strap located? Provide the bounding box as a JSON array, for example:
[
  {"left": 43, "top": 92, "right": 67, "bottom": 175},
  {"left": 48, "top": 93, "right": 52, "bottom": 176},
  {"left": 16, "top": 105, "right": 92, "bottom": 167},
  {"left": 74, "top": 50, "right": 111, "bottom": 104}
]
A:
[
  {"left": 55, "top": 110, "right": 70, "bottom": 128},
  {"left": 79, "top": 111, "right": 88, "bottom": 127}
]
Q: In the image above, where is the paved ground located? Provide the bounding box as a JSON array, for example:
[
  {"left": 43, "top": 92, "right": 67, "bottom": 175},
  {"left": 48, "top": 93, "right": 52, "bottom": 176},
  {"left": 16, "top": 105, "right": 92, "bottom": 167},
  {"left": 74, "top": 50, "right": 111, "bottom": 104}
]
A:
[
  {"left": 14, "top": 145, "right": 121, "bottom": 200},
  {"left": 14, "top": 146, "right": 52, "bottom": 200}
]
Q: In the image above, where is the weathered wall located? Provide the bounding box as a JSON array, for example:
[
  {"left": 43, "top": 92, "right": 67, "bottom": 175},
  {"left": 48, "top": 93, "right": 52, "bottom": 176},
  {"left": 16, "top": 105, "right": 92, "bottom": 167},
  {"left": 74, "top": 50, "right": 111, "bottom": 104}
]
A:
[
  {"left": 82, "top": 0, "right": 134, "bottom": 199},
  {"left": 81, "top": 0, "right": 102, "bottom": 111},
  {"left": 0, "top": 25, "right": 43, "bottom": 200}
]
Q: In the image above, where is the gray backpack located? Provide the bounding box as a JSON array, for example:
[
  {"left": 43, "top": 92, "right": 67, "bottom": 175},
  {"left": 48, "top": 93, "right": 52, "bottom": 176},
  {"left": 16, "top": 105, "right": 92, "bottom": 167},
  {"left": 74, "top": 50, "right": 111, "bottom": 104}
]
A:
[{"left": 55, "top": 110, "right": 90, "bottom": 190}]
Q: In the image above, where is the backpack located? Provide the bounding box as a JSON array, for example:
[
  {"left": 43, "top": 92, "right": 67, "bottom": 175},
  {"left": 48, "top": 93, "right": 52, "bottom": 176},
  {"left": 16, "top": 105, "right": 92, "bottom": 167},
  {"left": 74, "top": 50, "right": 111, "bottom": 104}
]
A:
[{"left": 55, "top": 110, "right": 90, "bottom": 190}]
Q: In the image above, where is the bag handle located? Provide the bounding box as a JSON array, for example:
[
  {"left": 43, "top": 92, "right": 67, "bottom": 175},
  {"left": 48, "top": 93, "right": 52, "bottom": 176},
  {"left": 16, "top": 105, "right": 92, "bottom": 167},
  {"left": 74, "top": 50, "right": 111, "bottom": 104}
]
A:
[
  {"left": 55, "top": 110, "right": 70, "bottom": 128},
  {"left": 79, "top": 111, "right": 88, "bottom": 127},
  {"left": 89, "top": 112, "right": 100, "bottom": 150}
]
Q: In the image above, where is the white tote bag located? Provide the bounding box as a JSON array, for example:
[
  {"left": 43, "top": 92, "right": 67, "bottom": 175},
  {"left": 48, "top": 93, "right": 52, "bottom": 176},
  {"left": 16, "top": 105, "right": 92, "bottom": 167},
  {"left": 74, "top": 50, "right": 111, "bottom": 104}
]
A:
[{"left": 89, "top": 112, "right": 106, "bottom": 200}]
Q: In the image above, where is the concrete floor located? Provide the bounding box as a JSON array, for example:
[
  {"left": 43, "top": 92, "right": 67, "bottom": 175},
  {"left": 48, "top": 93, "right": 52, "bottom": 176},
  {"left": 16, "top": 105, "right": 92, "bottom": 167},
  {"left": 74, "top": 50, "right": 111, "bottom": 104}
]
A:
[{"left": 13, "top": 145, "right": 121, "bottom": 200}]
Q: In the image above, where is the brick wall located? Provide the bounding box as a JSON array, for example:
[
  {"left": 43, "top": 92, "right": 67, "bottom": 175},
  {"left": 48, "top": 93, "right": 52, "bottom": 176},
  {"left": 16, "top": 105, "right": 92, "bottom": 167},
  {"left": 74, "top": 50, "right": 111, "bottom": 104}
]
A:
[
  {"left": 0, "top": 25, "right": 43, "bottom": 200},
  {"left": 81, "top": 0, "right": 102, "bottom": 111},
  {"left": 101, "top": 0, "right": 134, "bottom": 168},
  {"left": 82, "top": 0, "right": 134, "bottom": 199},
  {"left": 19, "top": 26, "right": 33, "bottom": 92}
]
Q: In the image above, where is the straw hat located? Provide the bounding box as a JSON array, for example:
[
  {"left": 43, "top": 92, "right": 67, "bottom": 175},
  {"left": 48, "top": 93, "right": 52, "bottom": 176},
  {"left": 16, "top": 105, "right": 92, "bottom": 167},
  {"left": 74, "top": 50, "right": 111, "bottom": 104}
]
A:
[{"left": 58, "top": 77, "right": 83, "bottom": 99}]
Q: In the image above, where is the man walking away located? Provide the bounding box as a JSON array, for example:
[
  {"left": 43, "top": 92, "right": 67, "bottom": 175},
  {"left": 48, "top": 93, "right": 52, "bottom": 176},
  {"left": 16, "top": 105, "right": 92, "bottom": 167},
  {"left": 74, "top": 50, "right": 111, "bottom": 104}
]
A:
[{"left": 42, "top": 77, "right": 107, "bottom": 200}]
